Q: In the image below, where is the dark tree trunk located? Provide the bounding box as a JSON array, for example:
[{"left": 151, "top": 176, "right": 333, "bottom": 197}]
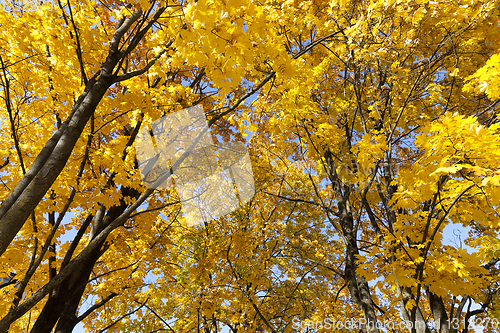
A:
[
  {"left": 30, "top": 186, "right": 140, "bottom": 333},
  {"left": 324, "top": 150, "right": 380, "bottom": 333}
]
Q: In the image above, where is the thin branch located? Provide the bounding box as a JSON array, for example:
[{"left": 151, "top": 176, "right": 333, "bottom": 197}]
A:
[
  {"left": 76, "top": 292, "right": 118, "bottom": 323},
  {"left": 96, "top": 297, "right": 149, "bottom": 333},
  {"left": 66, "top": 0, "right": 89, "bottom": 84},
  {"left": 113, "top": 45, "right": 170, "bottom": 83},
  {"left": 142, "top": 303, "right": 177, "bottom": 333},
  {"left": 292, "top": 29, "right": 346, "bottom": 59}
]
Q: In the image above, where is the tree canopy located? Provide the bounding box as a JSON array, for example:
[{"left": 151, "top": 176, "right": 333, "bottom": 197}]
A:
[{"left": 0, "top": 0, "right": 499, "bottom": 332}]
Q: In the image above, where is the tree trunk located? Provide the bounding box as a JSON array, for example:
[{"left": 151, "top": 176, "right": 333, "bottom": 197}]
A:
[
  {"left": 30, "top": 186, "right": 139, "bottom": 333},
  {"left": 324, "top": 150, "right": 380, "bottom": 333},
  {"left": 0, "top": 10, "right": 144, "bottom": 257}
]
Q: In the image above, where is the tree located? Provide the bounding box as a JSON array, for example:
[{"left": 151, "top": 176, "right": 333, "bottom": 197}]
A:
[{"left": 0, "top": 0, "right": 499, "bottom": 332}]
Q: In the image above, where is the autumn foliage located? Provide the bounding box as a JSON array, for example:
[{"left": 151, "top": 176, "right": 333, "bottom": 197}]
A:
[{"left": 0, "top": 0, "right": 499, "bottom": 332}]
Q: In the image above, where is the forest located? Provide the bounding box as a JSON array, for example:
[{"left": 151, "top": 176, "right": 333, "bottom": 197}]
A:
[{"left": 0, "top": 0, "right": 499, "bottom": 332}]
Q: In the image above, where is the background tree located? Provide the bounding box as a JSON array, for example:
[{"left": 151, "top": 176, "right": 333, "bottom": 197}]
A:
[{"left": 0, "top": 0, "right": 499, "bottom": 333}]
